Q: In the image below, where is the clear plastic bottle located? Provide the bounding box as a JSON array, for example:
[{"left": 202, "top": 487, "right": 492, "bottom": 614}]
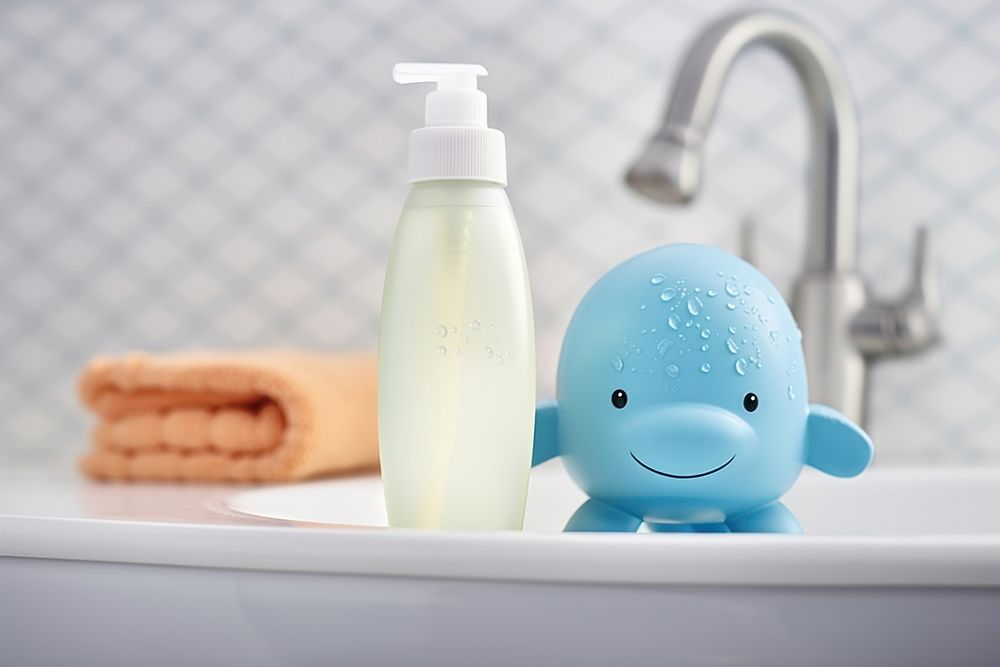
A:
[{"left": 378, "top": 64, "right": 535, "bottom": 530}]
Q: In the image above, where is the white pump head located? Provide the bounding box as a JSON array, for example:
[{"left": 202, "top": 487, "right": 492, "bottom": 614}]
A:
[
  {"left": 393, "top": 62, "right": 507, "bottom": 185},
  {"left": 393, "top": 63, "right": 488, "bottom": 127}
]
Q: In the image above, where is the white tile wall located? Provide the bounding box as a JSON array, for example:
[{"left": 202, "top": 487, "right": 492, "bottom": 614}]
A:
[{"left": 2, "top": 0, "right": 999, "bottom": 465}]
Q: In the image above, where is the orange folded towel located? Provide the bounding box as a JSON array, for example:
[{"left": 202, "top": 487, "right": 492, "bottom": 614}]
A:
[{"left": 78, "top": 350, "right": 378, "bottom": 482}]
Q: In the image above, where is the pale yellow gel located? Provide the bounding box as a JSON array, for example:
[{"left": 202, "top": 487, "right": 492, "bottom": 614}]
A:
[{"left": 378, "top": 181, "right": 536, "bottom": 530}]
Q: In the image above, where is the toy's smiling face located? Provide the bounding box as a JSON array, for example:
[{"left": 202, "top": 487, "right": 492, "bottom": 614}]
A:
[{"left": 556, "top": 245, "right": 809, "bottom": 523}]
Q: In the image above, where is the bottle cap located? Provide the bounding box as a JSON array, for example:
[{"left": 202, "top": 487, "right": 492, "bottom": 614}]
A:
[{"left": 393, "top": 62, "right": 507, "bottom": 185}]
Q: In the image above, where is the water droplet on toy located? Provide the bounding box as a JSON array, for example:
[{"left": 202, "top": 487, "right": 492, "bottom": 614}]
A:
[
  {"left": 656, "top": 338, "right": 672, "bottom": 355},
  {"left": 666, "top": 364, "right": 680, "bottom": 378},
  {"left": 455, "top": 347, "right": 462, "bottom": 355},
  {"left": 701, "top": 329, "right": 711, "bottom": 339},
  {"left": 735, "top": 358, "right": 748, "bottom": 375},
  {"left": 470, "top": 320, "right": 481, "bottom": 330},
  {"left": 481, "top": 346, "right": 493, "bottom": 358},
  {"left": 744, "top": 285, "right": 753, "bottom": 295},
  {"left": 489, "top": 323, "right": 495, "bottom": 330},
  {"left": 707, "top": 289, "right": 718, "bottom": 297},
  {"left": 640, "top": 304, "right": 647, "bottom": 310},
  {"left": 701, "top": 344, "right": 709, "bottom": 352},
  {"left": 767, "top": 294, "right": 776, "bottom": 304},
  {"left": 727, "top": 302, "right": 736, "bottom": 310},
  {"left": 717, "top": 271, "right": 725, "bottom": 277},
  {"left": 725, "top": 283, "right": 739, "bottom": 297},
  {"left": 687, "top": 296, "right": 703, "bottom": 315},
  {"left": 438, "top": 346, "right": 447, "bottom": 355},
  {"left": 436, "top": 325, "right": 448, "bottom": 337},
  {"left": 668, "top": 314, "right": 680, "bottom": 330},
  {"left": 630, "top": 366, "right": 637, "bottom": 373},
  {"left": 685, "top": 320, "right": 693, "bottom": 328},
  {"left": 613, "top": 356, "right": 624, "bottom": 372},
  {"left": 769, "top": 330, "right": 779, "bottom": 342},
  {"left": 660, "top": 287, "right": 676, "bottom": 302},
  {"left": 705, "top": 315, "right": 711, "bottom": 321},
  {"left": 758, "top": 313, "right": 767, "bottom": 324},
  {"left": 787, "top": 385, "right": 796, "bottom": 400},
  {"left": 650, "top": 274, "right": 665, "bottom": 285},
  {"left": 726, "top": 338, "right": 739, "bottom": 354},
  {"left": 700, "top": 362, "right": 711, "bottom": 373},
  {"left": 694, "top": 287, "right": 701, "bottom": 293}
]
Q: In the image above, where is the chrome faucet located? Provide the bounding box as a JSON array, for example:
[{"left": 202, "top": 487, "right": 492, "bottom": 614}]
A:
[{"left": 625, "top": 9, "right": 939, "bottom": 425}]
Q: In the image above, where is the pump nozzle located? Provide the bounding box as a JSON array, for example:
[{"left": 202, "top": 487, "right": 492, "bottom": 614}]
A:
[
  {"left": 392, "top": 63, "right": 487, "bottom": 90},
  {"left": 393, "top": 62, "right": 490, "bottom": 128},
  {"left": 393, "top": 62, "right": 506, "bottom": 184}
]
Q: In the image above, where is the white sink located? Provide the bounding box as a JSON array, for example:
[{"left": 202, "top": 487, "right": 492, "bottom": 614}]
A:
[
  {"left": 3, "top": 462, "right": 1000, "bottom": 665},
  {"left": 229, "top": 460, "right": 1000, "bottom": 537}
]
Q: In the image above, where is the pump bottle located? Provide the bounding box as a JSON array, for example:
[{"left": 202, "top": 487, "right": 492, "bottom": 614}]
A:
[{"left": 378, "top": 63, "right": 536, "bottom": 530}]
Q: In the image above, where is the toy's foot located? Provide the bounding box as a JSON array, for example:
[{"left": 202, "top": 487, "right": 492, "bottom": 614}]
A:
[
  {"left": 693, "top": 523, "right": 731, "bottom": 533},
  {"left": 647, "top": 523, "right": 695, "bottom": 533},
  {"left": 564, "top": 499, "right": 642, "bottom": 532},
  {"left": 726, "top": 501, "right": 802, "bottom": 533},
  {"left": 647, "top": 522, "right": 730, "bottom": 533}
]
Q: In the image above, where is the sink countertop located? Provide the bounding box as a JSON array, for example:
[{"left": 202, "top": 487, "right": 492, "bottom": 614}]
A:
[{"left": 2, "top": 463, "right": 1000, "bottom": 588}]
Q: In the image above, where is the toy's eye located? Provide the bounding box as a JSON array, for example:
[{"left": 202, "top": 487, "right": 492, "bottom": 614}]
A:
[
  {"left": 611, "top": 389, "right": 628, "bottom": 409},
  {"left": 743, "top": 392, "right": 759, "bottom": 412}
]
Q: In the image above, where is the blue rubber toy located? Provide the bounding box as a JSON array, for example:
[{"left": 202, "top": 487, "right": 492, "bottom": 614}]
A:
[{"left": 532, "top": 244, "right": 873, "bottom": 533}]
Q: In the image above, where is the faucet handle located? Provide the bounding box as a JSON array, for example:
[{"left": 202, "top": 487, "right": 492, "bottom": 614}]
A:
[
  {"left": 909, "top": 225, "right": 938, "bottom": 315},
  {"left": 739, "top": 216, "right": 758, "bottom": 267},
  {"left": 851, "top": 224, "right": 940, "bottom": 357}
]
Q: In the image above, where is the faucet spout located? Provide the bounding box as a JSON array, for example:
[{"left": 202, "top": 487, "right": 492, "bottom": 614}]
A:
[
  {"left": 626, "top": 9, "right": 940, "bottom": 425},
  {"left": 626, "top": 10, "right": 860, "bottom": 273}
]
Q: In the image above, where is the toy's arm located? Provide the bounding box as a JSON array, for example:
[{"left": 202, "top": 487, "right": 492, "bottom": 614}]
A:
[
  {"left": 531, "top": 399, "right": 559, "bottom": 467},
  {"left": 805, "top": 404, "right": 874, "bottom": 477}
]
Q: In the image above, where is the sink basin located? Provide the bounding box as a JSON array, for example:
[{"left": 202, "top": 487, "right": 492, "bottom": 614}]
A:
[
  {"left": 228, "top": 460, "right": 1000, "bottom": 537},
  {"left": 3, "top": 462, "right": 1000, "bottom": 665}
]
